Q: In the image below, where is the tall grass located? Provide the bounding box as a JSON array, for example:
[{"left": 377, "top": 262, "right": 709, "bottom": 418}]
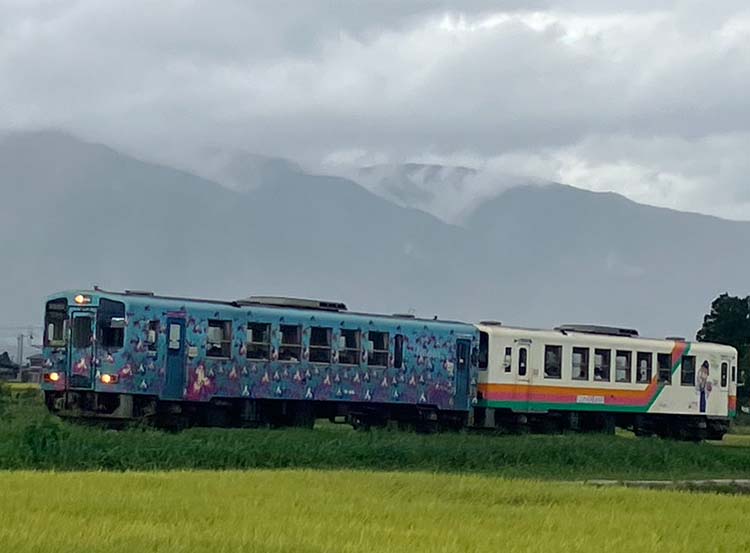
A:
[
  {"left": 2, "top": 470, "right": 750, "bottom": 553},
  {"left": 2, "top": 386, "right": 750, "bottom": 478}
]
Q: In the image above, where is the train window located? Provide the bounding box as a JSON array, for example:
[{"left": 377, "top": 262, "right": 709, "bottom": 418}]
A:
[
  {"left": 147, "top": 321, "right": 159, "bottom": 352},
  {"left": 615, "top": 351, "right": 632, "bottom": 383},
  {"left": 44, "top": 299, "right": 68, "bottom": 347},
  {"left": 339, "top": 329, "right": 361, "bottom": 365},
  {"left": 368, "top": 331, "right": 389, "bottom": 367},
  {"left": 394, "top": 334, "right": 404, "bottom": 368},
  {"left": 504, "top": 347, "right": 512, "bottom": 373},
  {"left": 572, "top": 347, "right": 589, "bottom": 380},
  {"left": 657, "top": 353, "right": 672, "bottom": 384},
  {"left": 544, "top": 345, "right": 562, "bottom": 379},
  {"left": 478, "top": 332, "right": 489, "bottom": 370},
  {"left": 279, "top": 324, "right": 302, "bottom": 362},
  {"left": 97, "top": 299, "right": 125, "bottom": 350},
  {"left": 721, "top": 362, "right": 728, "bottom": 388},
  {"left": 732, "top": 365, "right": 737, "bottom": 383},
  {"left": 99, "top": 324, "right": 124, "bottom": 349},
  {"left": 636, "top": 352, "right": 652, "bottom": 383},
  {"left": 594, "top": 349, "right": 611, "bottom": 381},
  {"left": 247, "top": 322, "right": 271, "bottom": 360},
  {"left": 168, "top": 324, "right": 181, "bottom": 350},
  {"left": 72, "top": 316, "right": 93, "bottom": 349},
  {"left": 99, "top": 323, "right": 125, "bottom": 349},
  {"left": 309, "top": 327, "right": 332, "bottom": 363},
  {"left": 680, "top": 355, "right": 696, "bottom": 386},
  {"left": 207, "top": 320, "right": 232, "bottom": 358},
  {"left": 518, "top": 348, "right": 527, "bottom": 376},
  {"left": 46, "top": 317, "right": 67, "bottom": 346}
]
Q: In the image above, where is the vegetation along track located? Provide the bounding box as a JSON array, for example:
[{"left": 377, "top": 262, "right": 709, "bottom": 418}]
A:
[{"left": 2, "top": 385, "right": 750, "bottom": 479}]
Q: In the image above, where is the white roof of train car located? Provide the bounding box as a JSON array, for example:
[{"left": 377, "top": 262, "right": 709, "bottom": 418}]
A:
[{"left": 476, "top": 323, "right": 737, "bottom": 356}]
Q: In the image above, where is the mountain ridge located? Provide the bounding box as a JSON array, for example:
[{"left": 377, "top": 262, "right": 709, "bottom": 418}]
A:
[{"left": 1, "top": 130, "right": 747, "bottom": 345}]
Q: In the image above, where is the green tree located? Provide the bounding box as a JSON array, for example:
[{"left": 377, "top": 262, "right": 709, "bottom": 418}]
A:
[{"left": 696, "top": 293, "right": 750, "bottom": 404}]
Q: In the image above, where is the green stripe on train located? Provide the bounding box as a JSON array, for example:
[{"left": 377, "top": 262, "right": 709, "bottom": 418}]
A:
[{"left": 475, "top": 400, "right": 653, "bottom": 413}]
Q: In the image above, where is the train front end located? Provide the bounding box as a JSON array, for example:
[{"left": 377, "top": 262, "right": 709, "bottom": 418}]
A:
[{"left": 41, "top": 290, "right": 128, "bottom": 418}]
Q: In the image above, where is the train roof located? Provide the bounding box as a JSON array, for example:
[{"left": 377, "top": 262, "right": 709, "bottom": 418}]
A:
[
  {"left": 49, "top": 289, "right": 474, "bottom": 328},
  {"left": 475, "top": 321, "right": 737, "bottom": 354}
]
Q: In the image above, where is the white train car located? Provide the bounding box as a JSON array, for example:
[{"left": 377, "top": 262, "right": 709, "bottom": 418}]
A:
[{"left": 474, "top": 323, "right": 738, "bottom": 439}]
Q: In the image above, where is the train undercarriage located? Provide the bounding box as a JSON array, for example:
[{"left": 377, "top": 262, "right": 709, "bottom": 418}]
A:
[
  {"left": 472, "top": 407, "right": 729, "bottom": 441},
  {"left": 43, "top": 390, "right": 468, "bottom": 432},
  {"left": 45, "top": 390, "right": 729, "bottom": 440}
]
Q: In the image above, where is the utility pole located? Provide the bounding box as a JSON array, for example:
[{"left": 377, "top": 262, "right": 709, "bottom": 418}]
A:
[{"left": 16, "top": 333, "right": 24, "bottom": 369}]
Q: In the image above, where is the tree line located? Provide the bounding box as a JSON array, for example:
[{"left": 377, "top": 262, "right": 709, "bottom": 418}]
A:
[{"left": 697, "top": 293, "right": 750, "bottom": 404}]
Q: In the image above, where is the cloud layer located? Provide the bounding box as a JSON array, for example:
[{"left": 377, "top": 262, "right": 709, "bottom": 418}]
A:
[{"left": 2, "top": 1, "right": 750, "bottom": 219}]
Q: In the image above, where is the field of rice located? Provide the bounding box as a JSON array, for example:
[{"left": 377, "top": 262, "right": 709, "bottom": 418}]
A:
[
  {"left": 3, "top": 386, "right": 750, "bottom": 551},
  {"left": 2, "top": 470, "right": 749, "bottom": 553}
]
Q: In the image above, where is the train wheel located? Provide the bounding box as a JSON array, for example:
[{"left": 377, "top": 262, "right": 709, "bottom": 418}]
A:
[
  {"left": 602, "top": 414, "right": 616, "bottom": 435},
  {"left": 290, "top": 402, "right": 315, "bottom": 429}
]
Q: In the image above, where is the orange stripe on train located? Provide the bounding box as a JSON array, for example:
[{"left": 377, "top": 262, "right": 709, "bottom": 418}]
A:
[{"left": 478, "top": 379, "right": 659, "bottom": 399}]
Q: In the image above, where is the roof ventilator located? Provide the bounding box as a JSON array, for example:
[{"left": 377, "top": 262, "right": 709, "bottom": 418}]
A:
[
  {"left": 236, "top": 296, "right": 347, "bottom": 312},
  {"left": 555, "top": 324, "right": 639, "bottom": 338}
]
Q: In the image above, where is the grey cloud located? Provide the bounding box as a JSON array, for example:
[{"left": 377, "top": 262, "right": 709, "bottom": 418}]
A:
[{"left": 1, "top": 1, "right": 750, "bottom": 219}]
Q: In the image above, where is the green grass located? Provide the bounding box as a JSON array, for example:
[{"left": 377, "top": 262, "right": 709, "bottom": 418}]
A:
[
  {"left": 730, "top": 416, "right": 750, "bottom": 434},
  {"left": 5, "top": 382, "right": 39, "bottom": 390},
  {"left": 718, "top": 433, "right": 750, "bottom": 447},
  {"left": 2, "top": 388, "right": 750, "bottom": 479},
  {"left": 3, "top": 382, "right": 40, "bottom": 400},
  {"left": 1, "top": 470, "right": 749, "bottom": 553}
]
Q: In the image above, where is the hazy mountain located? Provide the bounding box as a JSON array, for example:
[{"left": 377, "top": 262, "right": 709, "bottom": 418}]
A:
[
  {"left": 174, "top": 148, "right": 307, "bottom": 194},
  {"left": 464, "top": 183, "right": 750, "bottom": 338},
  {"left": 0, "top": 131, "right": 470, "bottom": 336},
  {"left": 347, "top": 163, "right": 535, "bottom": 224},
  {"left": 356, "top": 163, "right": 476, "bottom": 211},
  {"left": 1, "top": 130, "right": 748, "bottom": 347}
]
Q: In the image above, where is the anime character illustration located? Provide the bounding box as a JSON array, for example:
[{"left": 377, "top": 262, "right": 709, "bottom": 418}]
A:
[{"left": 697, "top": 360, "right": 712, "bottom": 413}]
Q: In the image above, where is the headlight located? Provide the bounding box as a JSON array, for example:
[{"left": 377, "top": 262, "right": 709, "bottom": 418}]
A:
[
  {"left": 100, "top": 373, "right": 118, "bottom": 384},
  {"left": 44, "top": 372, "right": 60, "bottom": 383}
]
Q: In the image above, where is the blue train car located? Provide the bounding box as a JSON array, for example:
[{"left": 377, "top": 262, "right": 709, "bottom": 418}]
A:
[{"left": 41, "top": 289, "right": 479, "bottom": 428}]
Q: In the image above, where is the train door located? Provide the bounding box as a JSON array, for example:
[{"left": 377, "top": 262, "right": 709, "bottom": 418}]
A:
[
  {"left": 68, "top": 310, "right": 96, "bottom": 389},
  {"left": 515, "top": 339, "right": 532, "bottom": 411},
  {"left": 163, "top": 318, "right": 186, "bottom": 400},
  {"left": 454, "top": 339, "right": 471, "bottom": 410},
  {"left": 728, "top": 355, "right": 738, "bottom": 417}
]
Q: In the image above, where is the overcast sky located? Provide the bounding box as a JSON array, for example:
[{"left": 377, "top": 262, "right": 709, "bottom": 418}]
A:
[{"left": 2, "top": 1, "right": 750, "bottom": 220}]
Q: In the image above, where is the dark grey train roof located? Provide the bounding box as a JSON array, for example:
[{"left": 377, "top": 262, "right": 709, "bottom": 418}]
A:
[
  {"left": 236, "top": 296, "right": 348, "bottom": 312},
  {"left": 555, "top": 324, "right": 640, "bottom": 338}
]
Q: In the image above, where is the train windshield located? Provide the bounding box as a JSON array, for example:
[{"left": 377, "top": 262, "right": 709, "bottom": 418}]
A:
[
  {"left": 44, "top": 298, "right": 68, "bottom": 346},
  {"left": 97, "top": 298, "right": 126, "bottom": 350}
]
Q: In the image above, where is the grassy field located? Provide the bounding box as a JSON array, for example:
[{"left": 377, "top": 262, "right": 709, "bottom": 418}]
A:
[
  {"left": 3, "top": 382, "right": 40, "bottom": 399},
  {"left": 5, "top": 382, "right": 39, "bottom": 390},
  {"left": 1, "top": 470, "right": 749, "bottom": 553},
  {"left": 3, "top": 385, "right": 750, "bottom": 479},
  {"left": 717, "top": 433, "right": 750, "bottom": 447}
]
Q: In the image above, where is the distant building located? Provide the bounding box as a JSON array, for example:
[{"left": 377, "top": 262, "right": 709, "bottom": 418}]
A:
[
  {"left": 21, "top": 353, "right": 44, "bottom": 383},
  {"left": 0, "top": 351, "right": 19, "bottom": 381}
]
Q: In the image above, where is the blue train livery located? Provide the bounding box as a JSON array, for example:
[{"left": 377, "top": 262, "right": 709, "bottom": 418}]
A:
[{"left": 41, "top": 289, "right": 480, "bottom": 428}]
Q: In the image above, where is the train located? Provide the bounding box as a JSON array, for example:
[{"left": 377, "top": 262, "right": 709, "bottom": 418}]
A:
[{"left": 41, "top": 288, "right": 738, "bottom": 439}]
